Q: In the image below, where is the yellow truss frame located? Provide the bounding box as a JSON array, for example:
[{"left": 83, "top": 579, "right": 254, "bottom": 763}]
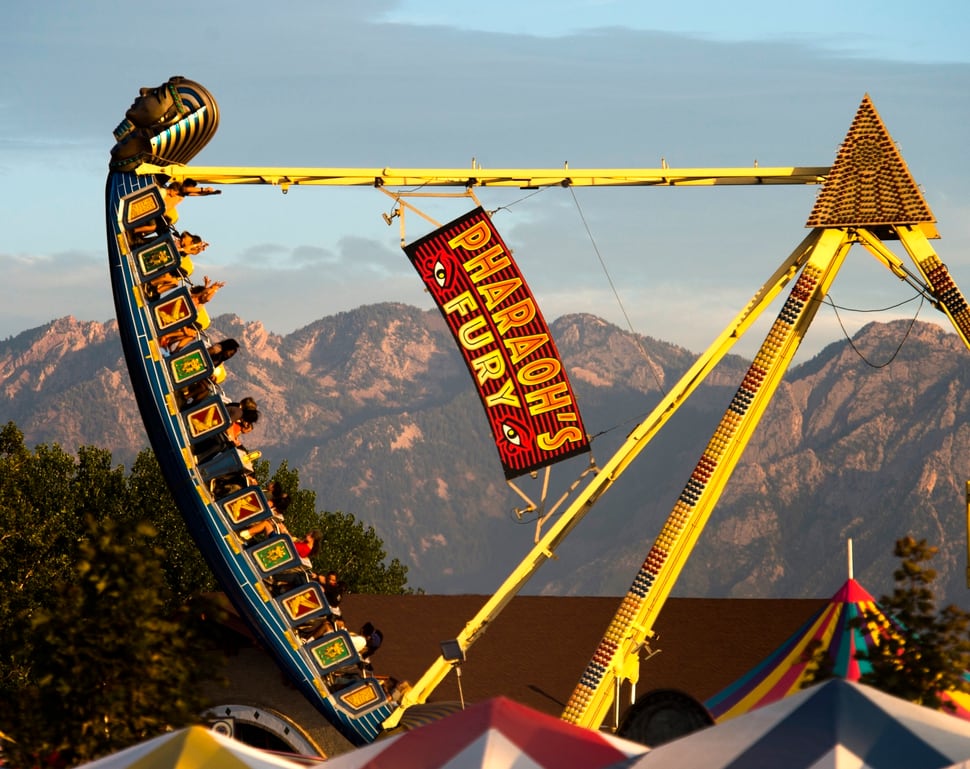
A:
[
  {"left": 136, "top": 95, "right": 970, "bottom": 733},
  {"left": 139, "top": 163, "right": 830, "bottom": 189}
]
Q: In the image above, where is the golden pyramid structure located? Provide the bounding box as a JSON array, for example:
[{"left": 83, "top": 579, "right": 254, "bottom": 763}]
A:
[{"left": 806, "top": 95, "right": 935, "bottom": 232}]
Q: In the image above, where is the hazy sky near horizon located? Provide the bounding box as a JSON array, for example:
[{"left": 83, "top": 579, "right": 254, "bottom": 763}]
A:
[{"left": 2, "top": 1, "right": 969, "bottom": 363}]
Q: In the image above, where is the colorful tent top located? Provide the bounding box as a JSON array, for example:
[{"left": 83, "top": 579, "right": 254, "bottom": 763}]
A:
[
  {"left": 320, "top": 696, "right": 647, "bottom": 769},
  {"left": 704, "top": 577, "right": 970, "bottom": 723},
  {"left": 73, "top": 725, "right": 307, "bottom": 769},
  {"left": 404, "top": 208, "right": 590, "bottom": 479},
  {"left": 623, "top": 679, "right": 970, "bottom": 769}
]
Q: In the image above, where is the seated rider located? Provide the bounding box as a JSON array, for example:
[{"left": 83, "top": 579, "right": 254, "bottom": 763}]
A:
[
  {"left": 175, "top": 230, "right": 209, "bottom": 257},
  {"left": 177, "top": 339, "right": 239, "bottom": 407},
  {"left": 359, "top": 622, "right": 383, "bottom": 665},
  {"left": 240, "top": 480, "right": 289, "bottom": 542},
  {"left": 157, "top": 275, "right": 224, "bottom": 352},
  {"left": 294, "top": 529, "right": 322, "bottom": 567},
  {"left": 226, "top": 396, "right": 259, "bottom": 447},
  {"left": 321, "top": 571, "right": 348, "bottom": 627},
  {"left": 190, "top": 275, "right": 225, "bottom": 306},
  {"left": 207, "top": 338, "right": 239, "bottom": 366},
  {"left": 143, "top": 252, "right": 195, "bottom": 300},
  {"left": 162, "top": 177, "right": 221, "bottom": 227}
]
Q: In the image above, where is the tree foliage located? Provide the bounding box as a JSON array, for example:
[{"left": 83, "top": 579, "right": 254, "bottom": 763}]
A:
[
  {"left": 0, "top": 424, "right": 223, "bottom": 766},
  {"left": 0, "top": 422, "right": 413, "bottom": 764},
  {"left": 1, "top": 517, "right": 226, "bottom": 768},
  {"left": 126, "top": 449, "right": 217, "bottom": 603},
  {"left": 259, "top": 460, "right": 414, "bottom": 595},
  {"left": 857, "top": 536, "right": 970, "bottom": 710}
]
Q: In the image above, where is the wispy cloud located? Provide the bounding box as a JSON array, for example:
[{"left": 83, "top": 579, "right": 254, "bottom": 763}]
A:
[{"left": 0, "top": 1, "right": 967, "bottom": 363}]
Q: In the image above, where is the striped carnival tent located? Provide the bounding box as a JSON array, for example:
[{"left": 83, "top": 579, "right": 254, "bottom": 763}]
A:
[
  {"left": 320, "top": 697, "right": 647, "bottom": 769},
  {"left": 72, "top": 726, "right": 307, "bottom": 769},
  {"left": 620, "top": 680, "right": 970, "bottom": 769},
  {"left": 704, "top": 572, "right": 970, "bottom": 722}
]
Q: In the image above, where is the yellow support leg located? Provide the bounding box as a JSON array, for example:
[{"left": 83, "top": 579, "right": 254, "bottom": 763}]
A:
[{"left": 562, "top": 228, "right": 854, "bottom": 729}]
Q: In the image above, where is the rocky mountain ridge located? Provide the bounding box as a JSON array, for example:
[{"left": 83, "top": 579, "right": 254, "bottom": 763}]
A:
[{"left": 3, "top": 307, "right": 970, "bottom": 606}]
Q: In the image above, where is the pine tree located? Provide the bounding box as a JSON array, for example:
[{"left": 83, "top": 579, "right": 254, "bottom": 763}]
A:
[{"left": 857, "top": 536, "right": 970, "bottom": 710}]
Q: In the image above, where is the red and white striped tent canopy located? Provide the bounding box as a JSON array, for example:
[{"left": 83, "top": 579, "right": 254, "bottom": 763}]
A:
[{"left": 323, "top": 697, "right": 648, "bottom": 769}]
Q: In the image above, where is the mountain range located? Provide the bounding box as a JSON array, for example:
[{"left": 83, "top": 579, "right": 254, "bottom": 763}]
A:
[{"left": 4, "top": 306, "right": 970, "bottom": 607}]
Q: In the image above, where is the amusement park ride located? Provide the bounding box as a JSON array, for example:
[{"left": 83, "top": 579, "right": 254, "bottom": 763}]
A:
[{"left": 106, "top": 77, "right": 970, "bottom": 746}]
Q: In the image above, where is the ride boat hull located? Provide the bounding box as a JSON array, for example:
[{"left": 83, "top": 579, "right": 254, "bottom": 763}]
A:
[{"left": 105, "top": 78, "right": 396, "bottom": 747}]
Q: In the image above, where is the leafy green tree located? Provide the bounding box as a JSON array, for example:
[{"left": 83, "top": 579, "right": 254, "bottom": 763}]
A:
[
  {"left": 0, "top": 424, "right": 86, "bottom": 691},
  {"left": 0, "top": 425, "right": 227, "bottom": 766},
  {"left": 261, "top": 460, "right": 414, "bottom": 594},
  {"left": 857, "top": 536, "right": 970, "bottom": 710},
  {"left": 0, "top": 515, "right": 225, "bottom": 768},
  {"left": 74, "top": 445, "right": 129, "bottom": 524},
  {"left": 310, "top": 509, "right": 412, "bottom": 594},
  {"left": 0, "top": 420, "right": 413, "bottom": 763},
  {"left": 126, "top": 449, "right": 217, "bottom": 604}
]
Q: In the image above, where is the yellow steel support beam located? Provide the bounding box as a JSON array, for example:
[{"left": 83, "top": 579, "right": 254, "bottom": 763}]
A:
[
  {"left": 894, "top": 226, "right": 970, "bottom": 352},
  {"left": 382, "top": 228, "right": 821, "bottom": 729},
  {"left": 561, "top": 227, "right": 855, "bottom": 729},
  {"left": 859, "top": 224, "right": 970, "bottom": 589},
  {"left": 134, "top": 94, "right": 967, "bottom": 736},
  {"left": 138, "top": 164, "right": 829, "bottom": 189},
  {"left": 556, "top": 221, "right": 970, "bottom": 729}
]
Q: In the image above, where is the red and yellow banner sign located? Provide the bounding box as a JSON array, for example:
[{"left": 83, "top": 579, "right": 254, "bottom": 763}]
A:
[{"left": 404, "top": 208, "right": 589, "bottom": 478}]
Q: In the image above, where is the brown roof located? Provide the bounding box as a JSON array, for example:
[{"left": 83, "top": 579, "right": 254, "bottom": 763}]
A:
[{"left": 343, "top": 593, "right": 829, "bottom": 718}]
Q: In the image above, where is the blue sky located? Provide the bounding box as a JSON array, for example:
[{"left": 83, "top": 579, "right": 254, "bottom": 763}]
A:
[{"left": 2, "top": 0, "right": 969, "bottom": 363}]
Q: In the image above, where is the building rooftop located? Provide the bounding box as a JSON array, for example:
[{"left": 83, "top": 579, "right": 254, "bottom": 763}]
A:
[{"left": 343, "top": 593, "right": 829, "bottom": 718}]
